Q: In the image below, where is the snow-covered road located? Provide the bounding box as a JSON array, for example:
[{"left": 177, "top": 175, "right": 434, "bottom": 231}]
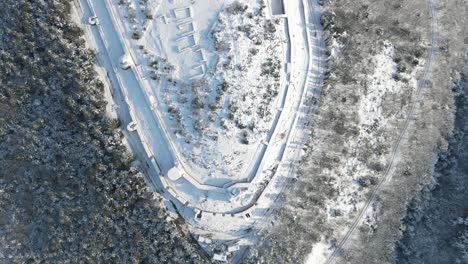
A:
[
  {"left": 78, "top": 0, "right": 326, "bottom": 247},
  {"left": 83, "top": 0, "right": 176, "bottom": 172}
]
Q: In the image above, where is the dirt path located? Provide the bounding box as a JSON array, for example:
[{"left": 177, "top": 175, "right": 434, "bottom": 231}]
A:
[{"left": 325, "top": 0, "right": 439, "bottom": 262}]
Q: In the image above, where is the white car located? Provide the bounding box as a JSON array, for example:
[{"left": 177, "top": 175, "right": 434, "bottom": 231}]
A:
[
  {"left": 88, "top": 16, "right": 99, "bottom": 25},
  {"left": 120, "top": 54, "right": 132, "bottom": 70}
]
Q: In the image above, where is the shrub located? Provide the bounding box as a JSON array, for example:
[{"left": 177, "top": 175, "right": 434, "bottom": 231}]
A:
[
  {"left": 191, "top": 96, "right": 204, "bottom": 109},
  {"left": 132, "top": 30, "right": 142, "bottom": 39},
  {"left": 219, "top": 81, "right": 229, "bottom": 92},
  {"left": 226, "top": 1, "right": 248, "bottom": 14},
  {"left": 249, "top": 48, "right": 259, "bottom": 56}
]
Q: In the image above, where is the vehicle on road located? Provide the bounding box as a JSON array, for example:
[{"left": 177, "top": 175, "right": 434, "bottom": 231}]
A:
[{"left": 120, "top": 53, "right": 132, "bottom": 70}]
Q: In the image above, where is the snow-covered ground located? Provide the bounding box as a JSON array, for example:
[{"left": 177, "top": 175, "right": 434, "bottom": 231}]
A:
[
  {"left": 304, "top": 4, "right": 429, "bottom": 263},
  {"left": 112, "top": 0, "right": 288, "bottom": 185},
  {"left": 79, "top": 0, "right": 326, "bottom": 259}
]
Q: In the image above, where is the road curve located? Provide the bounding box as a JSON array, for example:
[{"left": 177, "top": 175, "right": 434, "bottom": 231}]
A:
[{"left": 78, "top": 0, "right": 325, "bottom": 238}]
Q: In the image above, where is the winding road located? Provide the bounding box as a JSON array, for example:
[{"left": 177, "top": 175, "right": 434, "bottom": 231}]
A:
[{"left": 77, "top": 0, "right": 326, "bottom": 243}]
